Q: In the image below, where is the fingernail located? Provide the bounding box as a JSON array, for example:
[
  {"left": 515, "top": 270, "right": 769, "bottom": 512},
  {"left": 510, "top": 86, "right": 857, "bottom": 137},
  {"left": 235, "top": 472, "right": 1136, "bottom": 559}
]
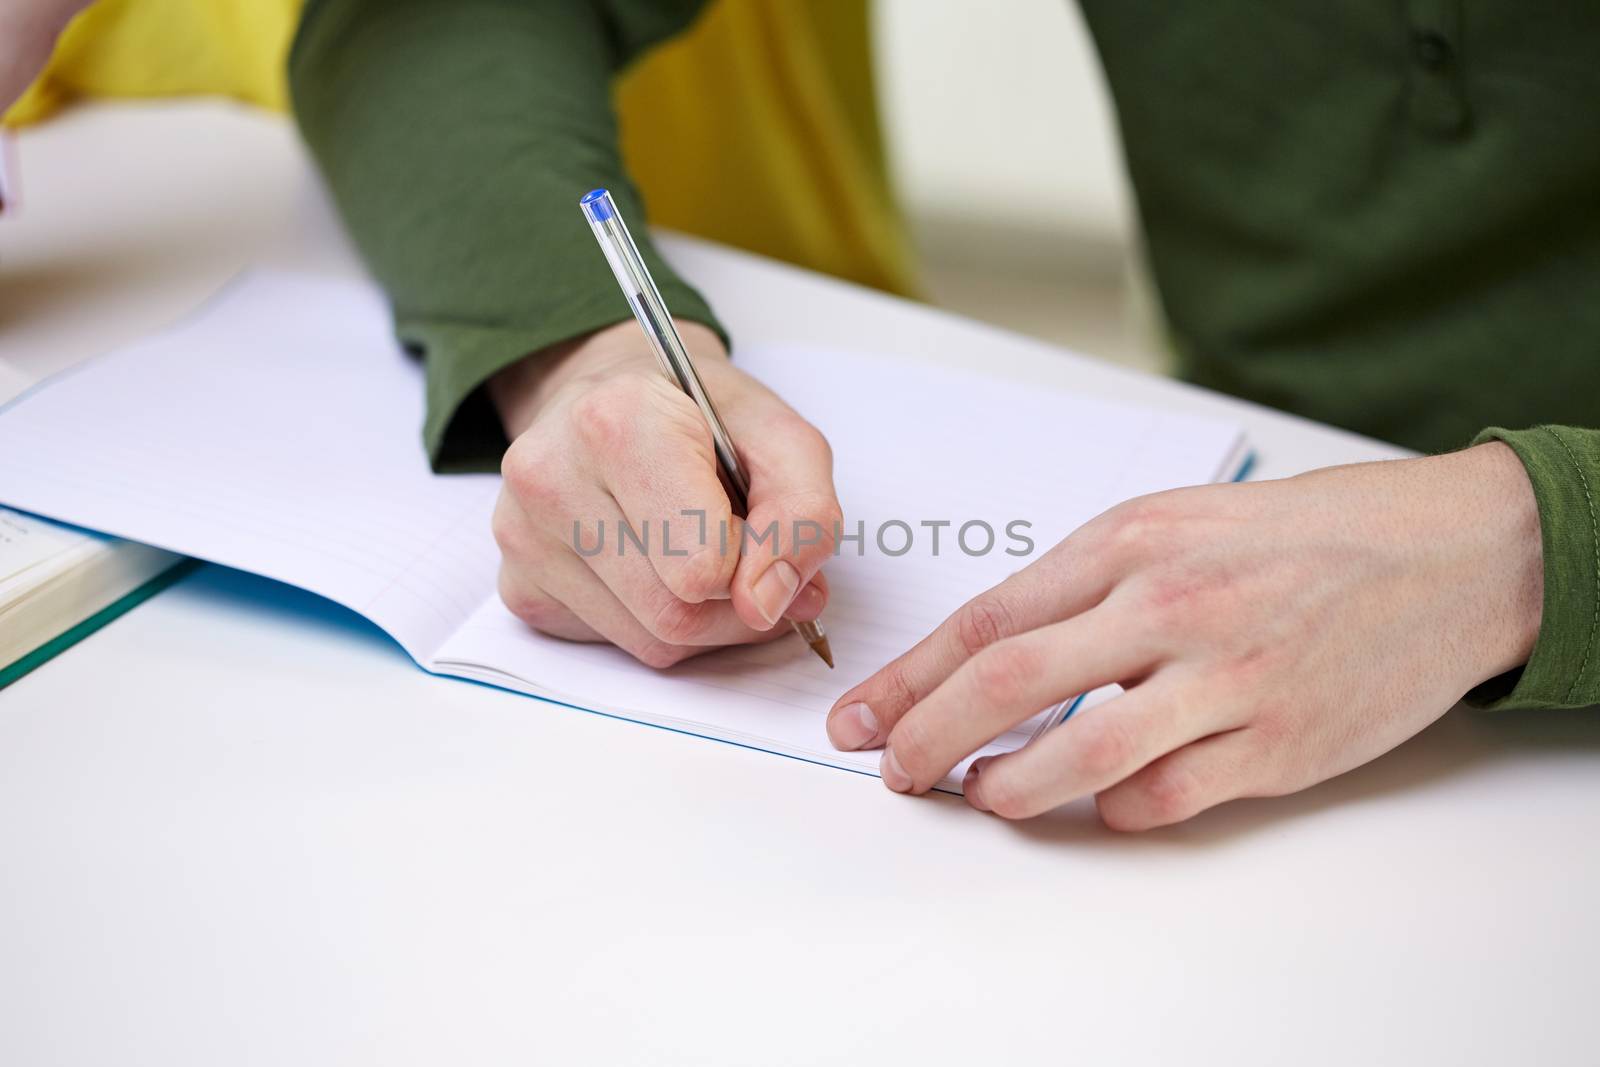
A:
[
  {"left": 789, "top": 579, "right": 826, "bottom": 619},
  {"left": 827, "top": 701, "right": 879, "bottom": 751},
  {"left": 965, "top": 759, "right": 992, "bottom": 812},
  {"left": 880, "top": 747, "right": 911, "bottom": 793},
  {"left": 752, "top": 560, "right": 800, "bottom": 626}
]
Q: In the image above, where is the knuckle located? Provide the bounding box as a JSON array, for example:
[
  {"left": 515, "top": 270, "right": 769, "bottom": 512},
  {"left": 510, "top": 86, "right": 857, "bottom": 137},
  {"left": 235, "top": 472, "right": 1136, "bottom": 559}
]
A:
[
  {"left": 1249, "top": 763, "right": 1297, "bottom": 800},
  {"left": 501, "top": 439, "right": 566, "bottom": 512},
  {"left": 825, "top": 510, "right": 846, "bottom": 548},
  {"left": 876, "top": 659, "right": 921, "bottom": 718},
  {"left": 499, "top": 437, "right": 537, "bottom": 493},
  {"left": 955, "top": 594, "right": 1015, "bottom": 658},
  {"left": 1141, "top": 573, "right": 1200, "bottom": 631},
  {"left": 664, "top": 547, "right": 733, "bottom": 603},
  {"left": 1140, "top": 764, "right": 1199, "bottom": 825},
  {"left": 1075, "top": 721, "right": 1135, "bottom": 780},
  {"left": 766, "top": 490, "right": 842, "bottom": 555},
  {"left": 498, "top": 577, "right": 564, "bottom": 634},
  {"left": 633, "top": 639, "right": 688, "bottom": 670},
  {"left": 1224, "top": 642, "right": 1277, "bottom": 687},
  {"left": 798, "top": 419, "right": 834, "bottom": 464},
  {"left": 969, "top": 639, "right": 1043, "bottom": 707},
  {"left": 572, "top": 376, "right": 648, "bottom": 451},
  {"left": 648, "top": 594, "right": 705, "bottom": 645},
  {"left": 1244, "top": 722, "right": 1305, "bottom": 795},
  {"left": 775, "top": 413, "right": 834, "bottom": 464},
  {"left": 1100, "top": 496, "right": 1171, "bottom": 559},
  {"left": 979, "top": 771, "right": 1037, "bottom": 820},
  {"left": 1246, "top": 708, "right": 1287, "bottom": 748},
  {"left": 808, "top": 500, "right": 845, "bottom": 550},
  {"left": 490, "top": 499, "right": 526, "bottom": 556},
  {"left": 1096, "top": 795, "right": 1148, "bottom": 833}
]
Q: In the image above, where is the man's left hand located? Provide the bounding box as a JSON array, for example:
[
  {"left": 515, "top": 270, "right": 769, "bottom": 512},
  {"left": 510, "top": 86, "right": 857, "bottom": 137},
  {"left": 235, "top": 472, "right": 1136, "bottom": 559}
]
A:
[{"left": 827, "top": 443, "right": 1543, "bottom": 828}]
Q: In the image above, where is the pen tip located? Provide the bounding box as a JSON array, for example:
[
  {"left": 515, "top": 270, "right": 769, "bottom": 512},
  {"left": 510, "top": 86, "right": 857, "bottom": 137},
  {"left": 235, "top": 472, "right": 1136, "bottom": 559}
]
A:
[{"left": 810, "top": 635, "right": 834, "bottom": 669}]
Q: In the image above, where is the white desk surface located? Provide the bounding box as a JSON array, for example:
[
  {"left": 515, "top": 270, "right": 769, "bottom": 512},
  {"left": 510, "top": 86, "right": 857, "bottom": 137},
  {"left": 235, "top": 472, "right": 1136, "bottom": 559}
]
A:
[{"left": 3, "top": 103, "right": 1597, "bottom": 1067}]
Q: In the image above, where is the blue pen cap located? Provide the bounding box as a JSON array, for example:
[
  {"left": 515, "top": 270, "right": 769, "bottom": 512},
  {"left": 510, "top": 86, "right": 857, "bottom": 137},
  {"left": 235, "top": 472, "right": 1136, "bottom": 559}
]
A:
[{"left": 579, "top": 187, "right": 615, "bottom": 223}]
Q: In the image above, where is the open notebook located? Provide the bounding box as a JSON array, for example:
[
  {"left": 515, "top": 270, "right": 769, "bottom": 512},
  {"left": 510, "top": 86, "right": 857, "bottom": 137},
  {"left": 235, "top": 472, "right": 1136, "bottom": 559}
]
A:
[{"left": 0, "top": 271, "right": 1249, "bottom": 792}]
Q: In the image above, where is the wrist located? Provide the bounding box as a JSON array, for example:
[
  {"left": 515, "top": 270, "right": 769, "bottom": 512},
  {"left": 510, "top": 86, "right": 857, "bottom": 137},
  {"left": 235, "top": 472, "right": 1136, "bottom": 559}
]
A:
[
  {"left": 1440, "top": 442, "right": 1545, "bottom": 681},
  {"left": 489, "top": 319, "right": 726, "bottom": 439}
]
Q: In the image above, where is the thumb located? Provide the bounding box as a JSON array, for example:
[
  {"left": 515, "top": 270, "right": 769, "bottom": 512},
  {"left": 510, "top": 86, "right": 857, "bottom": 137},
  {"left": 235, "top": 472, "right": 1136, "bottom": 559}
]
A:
[{"left": 724, "top": 398, "right": 841, "bottom": 632}]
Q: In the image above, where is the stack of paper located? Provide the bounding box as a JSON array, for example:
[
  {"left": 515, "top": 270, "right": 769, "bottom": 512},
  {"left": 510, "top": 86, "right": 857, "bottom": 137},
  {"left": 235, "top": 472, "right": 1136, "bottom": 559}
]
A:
[{"left": 0, "top": 507, "right": 180, "bottom": 683}]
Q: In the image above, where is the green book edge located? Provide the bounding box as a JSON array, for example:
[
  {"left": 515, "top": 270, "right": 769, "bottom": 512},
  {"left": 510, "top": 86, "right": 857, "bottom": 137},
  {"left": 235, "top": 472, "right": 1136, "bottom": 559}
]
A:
[{"left": 0, "top": 558, "right": 200, "bottom": 690}]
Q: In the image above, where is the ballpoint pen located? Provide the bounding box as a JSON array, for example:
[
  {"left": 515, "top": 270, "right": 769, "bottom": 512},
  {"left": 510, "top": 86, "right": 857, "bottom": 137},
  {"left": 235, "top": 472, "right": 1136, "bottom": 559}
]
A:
[{"left": 579, "top": 187, "right": 834, "bottom": 668}]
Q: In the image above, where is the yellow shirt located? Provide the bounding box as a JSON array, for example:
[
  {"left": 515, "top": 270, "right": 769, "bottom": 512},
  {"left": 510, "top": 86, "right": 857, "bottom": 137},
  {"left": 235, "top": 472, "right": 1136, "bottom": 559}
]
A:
[{"left": 6, "top": 0, "right": 914, "bottom": 296}]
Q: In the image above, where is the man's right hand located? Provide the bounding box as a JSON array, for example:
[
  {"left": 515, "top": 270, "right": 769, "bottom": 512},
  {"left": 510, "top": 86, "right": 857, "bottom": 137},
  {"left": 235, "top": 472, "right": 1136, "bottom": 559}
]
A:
[{"left": 487, "top": 319, "right": 840, "bottom": 667}]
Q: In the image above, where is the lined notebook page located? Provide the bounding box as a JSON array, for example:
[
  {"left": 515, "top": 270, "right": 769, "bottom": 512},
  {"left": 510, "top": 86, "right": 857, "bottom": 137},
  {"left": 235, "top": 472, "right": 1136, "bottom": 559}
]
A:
[
  {"left": 0, "top": 270, "right": 1244, "bottom": 792},
  {"left": 433, "top": 345, "right": 1246, "bottom": 788},
  {"left": 0, "top": 273, "right": 501, "bottom": 661}
]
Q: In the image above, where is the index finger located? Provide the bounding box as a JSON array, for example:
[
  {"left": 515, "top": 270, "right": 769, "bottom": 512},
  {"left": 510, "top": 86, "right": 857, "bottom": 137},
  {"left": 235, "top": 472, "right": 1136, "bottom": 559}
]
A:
[
  {"left": 725, "top": 406, "right": 844, "bottom": 632},
  {"left": 879, "top": 604, "right": 1161, "bottom": 795},
  {"left": 825, "top": 536, "right": 1117, "bottom": 752}
]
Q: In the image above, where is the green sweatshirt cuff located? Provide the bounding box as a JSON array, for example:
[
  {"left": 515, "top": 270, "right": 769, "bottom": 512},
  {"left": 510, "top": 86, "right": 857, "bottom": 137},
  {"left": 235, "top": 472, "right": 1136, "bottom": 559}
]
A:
[
  {"left": 414, "top": 278, "right": 723, "bottom": 474},
  {"left": 1466, "top": 426, "right": 1600, "bottom": 710}
]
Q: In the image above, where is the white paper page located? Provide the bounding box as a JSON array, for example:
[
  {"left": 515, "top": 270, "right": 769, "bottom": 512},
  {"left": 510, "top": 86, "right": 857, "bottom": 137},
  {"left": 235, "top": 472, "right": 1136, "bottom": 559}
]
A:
[
  {"left": 432, "top": 345, "right": 1247, "bottom": 790},
  {"left": 0, "top": 269, "right": 1244, "bottom": 793},
  {"left": 0, "top": 273, "right": 500, "bottom": 661}
]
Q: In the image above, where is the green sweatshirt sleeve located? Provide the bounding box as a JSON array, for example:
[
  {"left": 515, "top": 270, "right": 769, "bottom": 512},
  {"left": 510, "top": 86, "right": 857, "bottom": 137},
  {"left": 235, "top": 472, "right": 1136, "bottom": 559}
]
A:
[
  {"left": 1468, "top": 426, "right": 1600, "bottom": 711},
  {"left": 289, "top": 0, "right": 722, "bottom": 473}
]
